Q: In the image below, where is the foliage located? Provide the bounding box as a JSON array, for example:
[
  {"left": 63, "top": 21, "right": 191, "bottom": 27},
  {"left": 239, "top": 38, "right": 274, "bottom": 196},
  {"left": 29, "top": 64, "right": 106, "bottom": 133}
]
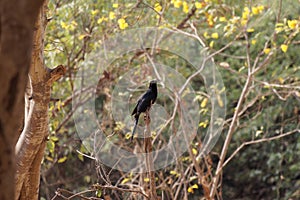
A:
[{"left": 42, "top": 0, "right": 300, "bottom": 199}]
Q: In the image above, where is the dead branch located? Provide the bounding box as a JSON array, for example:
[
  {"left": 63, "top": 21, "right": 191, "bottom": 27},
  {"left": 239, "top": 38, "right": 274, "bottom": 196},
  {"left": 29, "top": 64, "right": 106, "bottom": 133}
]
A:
[
  {"left": 221, "top": 129, "right": 300, "bottom": 171},
  {"left": 144, "top": 109, "right": 158, "bottom": 200}
]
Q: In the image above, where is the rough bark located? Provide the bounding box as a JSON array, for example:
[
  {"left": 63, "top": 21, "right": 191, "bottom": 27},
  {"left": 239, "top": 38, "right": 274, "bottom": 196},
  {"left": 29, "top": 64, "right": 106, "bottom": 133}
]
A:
[
  {"left": 14, "top": 1, "right": 66, "bottom": 199},
  {"left": 0, "top": 0, "right": 45, "bottom": 200},
  {"left": 15, "top": 2, "right": 49, "bottom": 198}
]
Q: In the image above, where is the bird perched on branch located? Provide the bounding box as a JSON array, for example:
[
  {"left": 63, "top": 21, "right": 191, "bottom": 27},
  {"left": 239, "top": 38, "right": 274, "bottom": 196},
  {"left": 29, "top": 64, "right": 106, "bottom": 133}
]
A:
[{"left": 131, "top": 80, "right": 158, "bottom": 140}]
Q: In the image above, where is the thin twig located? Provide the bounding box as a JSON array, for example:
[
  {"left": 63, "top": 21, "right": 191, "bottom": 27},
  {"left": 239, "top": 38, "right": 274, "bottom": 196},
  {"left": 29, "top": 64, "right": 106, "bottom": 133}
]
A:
[
  {"left": 76, "top": 150, "right": 95, "bottom": 160},
  {"left": 93, "top": 183, "right": 148, "bottom": 198},
  {"left": 222, "top": 129, "right": 299, "bottom": 171},
  {"left": 52, "top": 188, "right": 91, "bottom": 200}
]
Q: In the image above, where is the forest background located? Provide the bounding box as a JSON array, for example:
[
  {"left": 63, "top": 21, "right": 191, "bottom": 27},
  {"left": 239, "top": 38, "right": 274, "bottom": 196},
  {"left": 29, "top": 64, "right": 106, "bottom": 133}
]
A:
[{"left": 0, "top": 0, "right": 299, "bottom": 200}]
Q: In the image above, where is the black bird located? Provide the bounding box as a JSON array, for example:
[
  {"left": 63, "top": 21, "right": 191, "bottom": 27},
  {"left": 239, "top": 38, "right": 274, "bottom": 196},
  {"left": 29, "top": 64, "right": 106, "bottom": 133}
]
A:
[{"left": 131, "top": 80, "right": 158, "bottom": 140}]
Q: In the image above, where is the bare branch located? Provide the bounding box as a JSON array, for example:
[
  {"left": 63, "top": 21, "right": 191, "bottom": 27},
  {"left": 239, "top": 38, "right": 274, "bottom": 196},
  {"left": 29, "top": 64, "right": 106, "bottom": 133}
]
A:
[
  {"left": 144, "top": 109, "right": 158, "bottom": 200},
  {"left": 222, "top": 129, "right": 299, "bottom": 171},
  {"left": 92, "top": 184, "right": 148, "bottom": 198},
  {"left": 210, "top": 28, "right": 253, "bottom": 198}
]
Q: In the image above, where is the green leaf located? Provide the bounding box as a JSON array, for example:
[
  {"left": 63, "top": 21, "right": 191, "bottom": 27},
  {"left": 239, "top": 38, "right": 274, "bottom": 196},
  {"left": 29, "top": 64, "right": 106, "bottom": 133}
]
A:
[
  {"left": 78, "top": 153, "right": 84, "bottom": 162},
  {"left": 96, "top": 189, "right": 102, "bottom": 197}
]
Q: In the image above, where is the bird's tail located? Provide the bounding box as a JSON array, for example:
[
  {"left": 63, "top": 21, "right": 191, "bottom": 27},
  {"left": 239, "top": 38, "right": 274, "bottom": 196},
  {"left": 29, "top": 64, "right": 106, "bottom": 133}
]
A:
[{"left": 131, "top": 115, "right": 139, "bottom": 140}]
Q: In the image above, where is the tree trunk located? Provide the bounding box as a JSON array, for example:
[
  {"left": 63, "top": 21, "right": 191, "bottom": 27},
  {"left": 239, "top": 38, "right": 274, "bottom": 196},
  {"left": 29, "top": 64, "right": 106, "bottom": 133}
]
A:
[
  {"left": 14, "top": 1, "right": 65, "bottom": 199},
  {"left": 0, "top": 0, "right": 45, "bottom": 199}
]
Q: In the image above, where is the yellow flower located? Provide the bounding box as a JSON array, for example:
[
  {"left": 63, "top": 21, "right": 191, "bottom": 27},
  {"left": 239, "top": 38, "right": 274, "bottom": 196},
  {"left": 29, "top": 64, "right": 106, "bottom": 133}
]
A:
[
  {"left": 195, "top": 2, "right": 203, "bottom": 9},
  {"left": 170, "top": 170, "right": 177, "bottom": 175},
  {"left": 182, "top": 1, "right": 189, "bottom": 13},
  {"left": 125, "top": 132, "right": 131, "bottom": 139},
  {"left": 118, "top": 18, "right": 128, "bottom": 29},
  {"left": 154, "top": 3, "right": 162, "bottom": 12},
  {"left": 112, "top": 3, "right": 118, "bottom": 8},
  {"left": 209, "top": 41, "right": 215, "bottom": 48},
  {"left": 219, "top": 16, "right": 227, "bottom": 22},
  {"left": 242, "top": 7, "right": 250, "bottom": 19},
  {"left": 109, "top": 11, "right": 116, "bottom": 19},
  {"left": 187, "top": 184, "right": 199, "bottom": 193},
  {"left": 252, "top": 5, "right": 264, "bottom": 15},
  {"left": 231, "top": 16, "right": 240, "bottom": 24},
  {"left": 252, "top": 7, "right": 259, "bottom": 15},
  {"left": 60, "top": 21, "right": 68, "bottom": 29},
  {"left": 251, "top": 39, "right": 257, "bottom": 45},
  {"left": 201, "top": 98, "right": 208, "bottom": 108},
  {"left": 192, "top": 148, "right": 198, "bottom": 155},
  {"left": 258, "top": 5, "right": 264, "bottom": 12},
  {"left": 275, "top": 27, "right": 283, "bottom": 33},
  {"left": 211, "top": 32, "right": 219, "bottom": 39},
  {"left": 71, "top": 21, "right": 77, "bottom": 26},
  {"left": 187, "top": 187, "right": 194, "bottom": 193},
  {"left": 287, "top": 20, "right": 297, "bottom": 29},
  {"left": 78, "top": 34, "right": 85, "bottom": 40},
  {"left": 173, "top": 0, "right": 182, "bottom": 8},
  {"left": 97, "top": 16, "right": 108, "bottom": 24},
  {"left": 199, "top": 120, "right": 208, "bottom": 128},
  {"left": 203, "top": 32, "right": 210, "bottom": 38},
  {"left": 247, "top": 28, "right": 255, "bottom": 32},
  {"left": 264, "top": 48, "right": 271, "bottom": 54},
  {"left": 280, "top": 44, "right": 288, "bottom": 53},
  {"left": 91, "top": 9, "right": 99, "bottom": 16},
  {"left": 275, "top": 23, "right": 284, "bottom": 33},
  {"left": 207, "top": 14, "right": 214, "bottom": 26},
  {"left": 244, "top": 7, "right": 250, "bottom": 12},
  {"left": 241, "top": 19, "right": 247, "bottom": 26}
]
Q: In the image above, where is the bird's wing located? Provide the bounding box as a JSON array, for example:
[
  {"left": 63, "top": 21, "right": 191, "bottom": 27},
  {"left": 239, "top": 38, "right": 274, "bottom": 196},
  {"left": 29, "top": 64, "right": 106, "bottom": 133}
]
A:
[
  {"left": 137, "top": 98, "right": 147, "bottom": 112},
  {"left": 131, "top": 99, "right": 141, "bottom": 116},
  {"left": 132, "top": 87, "right": 154, "bottom": 115},
  {"left": 152, "top": 93, "right": 157, "bottom": 104}
]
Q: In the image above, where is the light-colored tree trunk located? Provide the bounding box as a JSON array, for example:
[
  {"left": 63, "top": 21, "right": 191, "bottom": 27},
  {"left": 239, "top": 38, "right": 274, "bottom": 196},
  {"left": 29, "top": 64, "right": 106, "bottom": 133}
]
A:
[
  {"left": 14, "top": 1, "right": 65, "bottom": 200},
  {"left": 0, "top": 0, "right": 45, "bottom": 199}
]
